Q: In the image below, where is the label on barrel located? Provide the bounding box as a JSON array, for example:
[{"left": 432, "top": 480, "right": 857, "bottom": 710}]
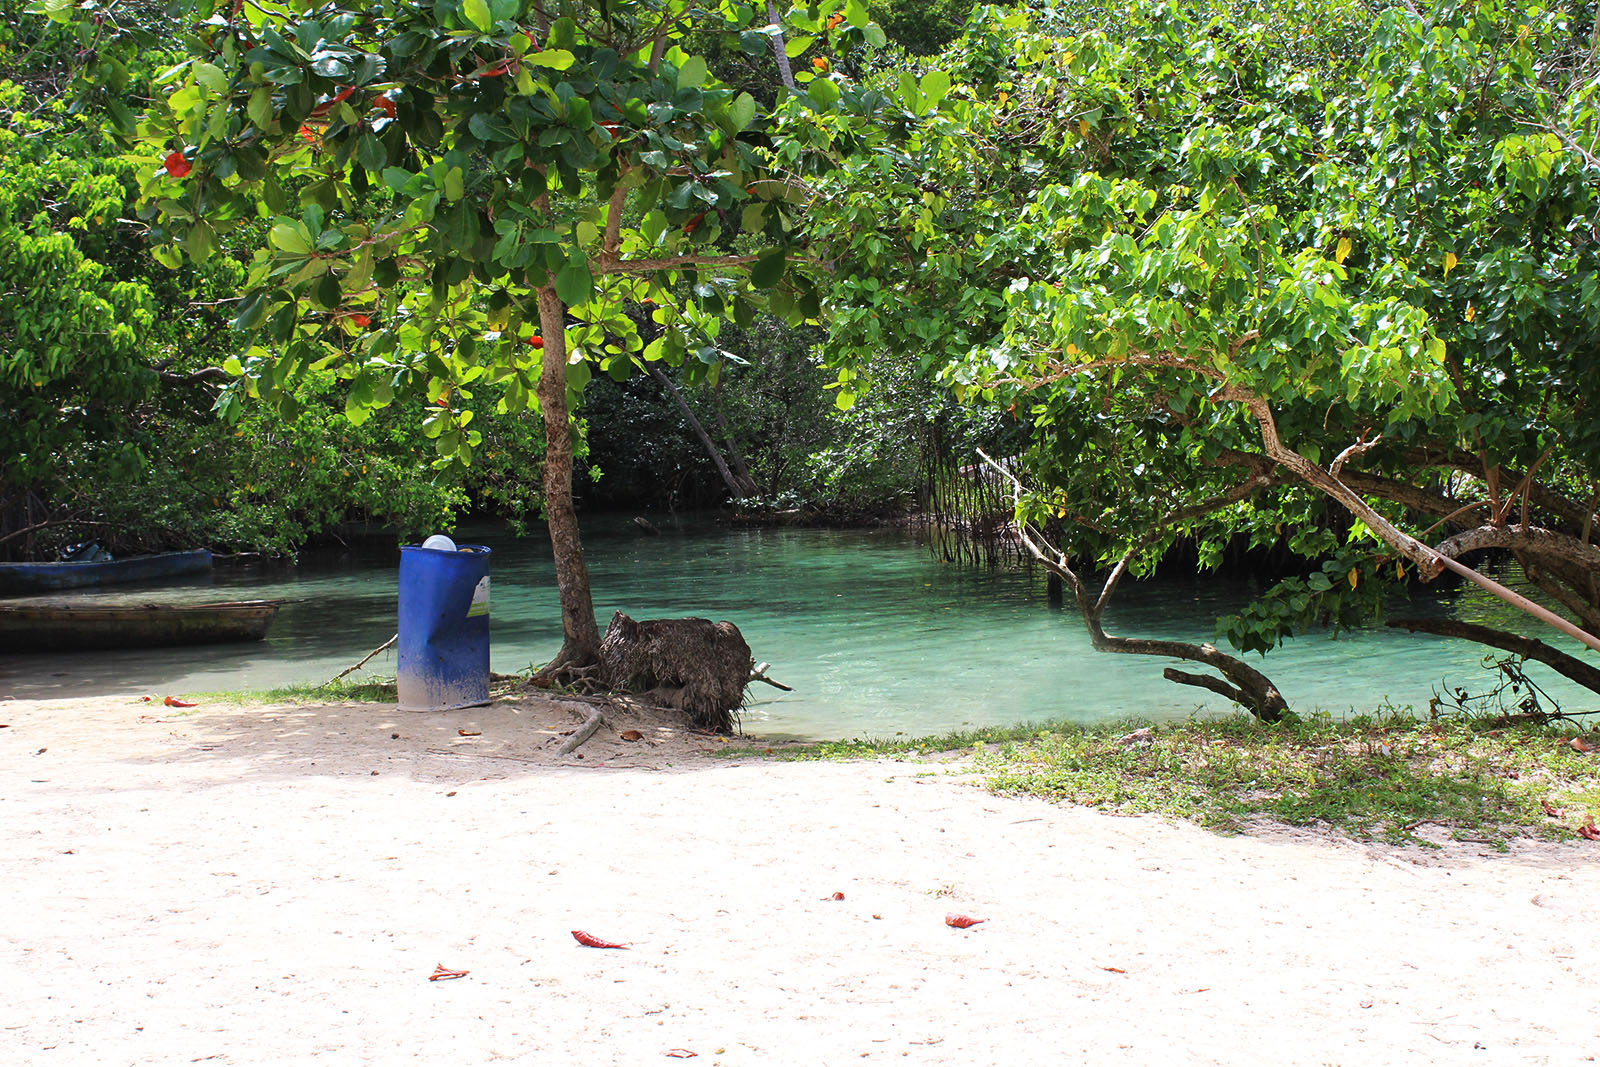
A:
[{"left": 467, "top": 576, "right": 490, "bottom": 617}]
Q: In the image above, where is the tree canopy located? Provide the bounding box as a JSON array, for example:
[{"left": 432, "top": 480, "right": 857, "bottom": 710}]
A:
[
  {"left": 804, "top": 0, "right": 1600, "bottom": 712},
  {"left": 50, "top": 0, "right": 891, "bottom": 668}
]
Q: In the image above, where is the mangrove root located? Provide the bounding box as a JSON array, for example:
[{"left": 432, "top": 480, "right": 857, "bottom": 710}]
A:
[{"left": 598, "top": 611, "right": 751, "bottom": 732}]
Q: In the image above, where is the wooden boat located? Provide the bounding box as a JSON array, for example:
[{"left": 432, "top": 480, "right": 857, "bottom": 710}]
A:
[
  {"left": 0, "top": 550, "right": 213, "bottom": 594},
  {"left": 0, "top": 598, "right": 281, "bottom": 652}
]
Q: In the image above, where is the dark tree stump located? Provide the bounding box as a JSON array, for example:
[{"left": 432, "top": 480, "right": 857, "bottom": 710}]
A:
[{"left": 598, "top": 611, "right": 751, "bottom": 733}]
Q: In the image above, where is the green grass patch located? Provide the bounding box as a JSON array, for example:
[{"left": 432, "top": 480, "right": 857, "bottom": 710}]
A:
[
  {"left": 187, "top": 679, "right": 399, "bottom": 705},
  {"left": 748, "top": 712, "right": 1600, "bottom": 848}
]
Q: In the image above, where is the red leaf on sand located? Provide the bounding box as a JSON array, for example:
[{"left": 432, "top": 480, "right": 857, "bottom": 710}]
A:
[
  {"left": 945, "top": 913, "right": 985, "bottom": 929},
  {"left": 1580, "top": 819, "right": 1600, "bottom": 842},
  {"left": 1570, "top": 737, "right": 1593, "bottom": 754},
  {"left": 823, "top": 891, "right": 844, "bottom": 901},
  {"left": 162, "top": 696, "right": 198, "bottom": 708},
  {"left": 1102, "top": 966, "right": 1127, "bottom": 974},
  {"left": 428, "top": 963, "right": 469, "bottom": 981},
  {"left": 665, "top": 1051, "right": 697, "bottom": 1059},
  {"left": 573, "top": 929, "right": 630, "bottom": 949},
  {"left": 1542, "top": 800, "right": 1566, "bottom": 818}
]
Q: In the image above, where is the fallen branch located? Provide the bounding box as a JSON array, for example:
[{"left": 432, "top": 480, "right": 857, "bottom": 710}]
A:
[
  {"left": 556, "top": 706, "right": 605, "bottom": 756},
  {"left": 750, "top": 661, "right": 795, "bottom": 692},
  {"left": 324, "top": 633, "right": 397, "bottom": 686}
]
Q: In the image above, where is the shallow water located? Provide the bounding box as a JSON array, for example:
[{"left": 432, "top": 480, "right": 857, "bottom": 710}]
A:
[{"left": 1, "top": 518, "right": 1591, "bottom": 738}]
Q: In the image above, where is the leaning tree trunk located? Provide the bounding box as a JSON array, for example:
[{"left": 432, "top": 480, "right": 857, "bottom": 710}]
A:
[
  {"left": 977, "top": 449, "right": 1291, "bottom": 722},
  {"left": 535, "top": 285, "right": 601, "bottom": 672}
]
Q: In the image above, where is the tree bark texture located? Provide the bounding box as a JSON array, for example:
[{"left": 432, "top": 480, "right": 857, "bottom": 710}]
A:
[{"left": 536, "top": 286, "right": 601, "bottom": 669}]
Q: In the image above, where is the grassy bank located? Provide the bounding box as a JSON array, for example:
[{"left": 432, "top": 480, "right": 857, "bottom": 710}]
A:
[{"left": 750, "top": 713, "right": 1600, "bottom": 848}]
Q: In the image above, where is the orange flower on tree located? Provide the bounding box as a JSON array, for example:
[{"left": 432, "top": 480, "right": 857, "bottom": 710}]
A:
[
  {"left": 163, "top": 151, "right": 192, "bottom": 178},
  {"left": 527, "top": 335, "right": 544, "bottom": 348}
]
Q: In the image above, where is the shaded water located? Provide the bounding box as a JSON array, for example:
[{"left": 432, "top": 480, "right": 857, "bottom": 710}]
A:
[{"left": 2, "top": 518, "right": 1592, "bottom": 738}]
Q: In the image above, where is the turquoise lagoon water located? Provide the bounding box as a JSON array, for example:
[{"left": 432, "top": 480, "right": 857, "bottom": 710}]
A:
[{"left": 1, "top": 518, "right": 1591, "bottom": 739}]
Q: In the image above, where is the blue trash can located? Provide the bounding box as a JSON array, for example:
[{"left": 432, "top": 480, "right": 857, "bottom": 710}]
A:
[{"left": 397, "top": 544, "right": 491, "bottom": 711}]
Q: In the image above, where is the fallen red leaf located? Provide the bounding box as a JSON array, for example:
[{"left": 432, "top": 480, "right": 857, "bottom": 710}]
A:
[
  {"left": 823, "top": 891, "right": 844, "bottom": 901},
  {"left": 665, "top": 1051, "right": 697, "bottom": 1059},
  {"left": 428, "top": 963, "right": 469, "bottom": 981},
  {"left": 1542, "top": 800, "right": 1566, "bottom": 818},
  {"left": 945, "top": 913, "right": 985, "bottom": 929},
  {"left": 1102, "top": 966, "right": 1127, "bottom": 974},
  {"left": 162, "top": 696, "right": 198, "bottom": 708},
  {"left": 572, "top": 929, "right": 629, "bottom": 949},
  {"left": 458, "top": 729, "right": 481, "bottom": 737},
  {"left": 1570, "top": 737, "right": 1593, "bottom": 754},
  {"left": 621, "top": 729, "right": 643, "bottom": 742},
  {"left": 1580, "top": 818, "right": 1600, "bottom": 842}
]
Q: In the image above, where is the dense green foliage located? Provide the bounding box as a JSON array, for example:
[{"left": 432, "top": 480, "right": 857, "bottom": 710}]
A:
[
  {"left": 801, "top": 0, "right": 1600, "bottom": 706},
  {"left": 0, "top": 9, "right": 494, "bottom": 559}
]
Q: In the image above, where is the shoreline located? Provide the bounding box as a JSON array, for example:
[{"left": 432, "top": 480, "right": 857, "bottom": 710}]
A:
[{"left": 4, "top": 691, "right": 1598, "bottom": 1064}]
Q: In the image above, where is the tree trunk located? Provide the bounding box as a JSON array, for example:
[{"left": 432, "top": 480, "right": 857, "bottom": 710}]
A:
[
  {"left": 535, "top": 286, "right": 600, "bottom": 670},
  {"left": 648, "top": 363, "right": 757, "bottom": 499},
  {"left": 766, "top": 1, "right": 796, "bottom": 90},
  {"left": 1387, "top": 617, "right": 1600, "bottom": 695}
]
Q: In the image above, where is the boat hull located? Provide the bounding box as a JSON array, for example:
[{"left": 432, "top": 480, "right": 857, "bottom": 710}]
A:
[
  {"left": 0, "top": 600, "right": 281, "bottom": 652},
  {"left": 0, "top": 550, "right": 213, "bottom": 594}
]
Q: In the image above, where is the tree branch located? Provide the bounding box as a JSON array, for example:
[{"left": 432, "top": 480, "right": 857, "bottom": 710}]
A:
[{"left": 1387, "top": 617, "right": 1600, "bottom": 696}]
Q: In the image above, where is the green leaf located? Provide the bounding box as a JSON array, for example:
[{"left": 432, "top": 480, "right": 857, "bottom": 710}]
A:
[
  {"left": 921, "top": 70, "right": 951, "bottom": 110},
  {"left": 356, "top": 132, "right": 386, "bottom": 172},
  {"left": 808, "top": 77, "right": 841, "bottom": 108},
  {"left": 751, "top": 248, "right": 786, "bottom": 289},
  {"left": 525, "top": 49, "right": 576, "bottom": 71},
  {"left": 729, "top": 91, "right": 757, "bottom": 132},
  {"left": 554, "top": 256, "right": 594, "bottom": 306},
  {"left": 677, "top": 56, "right": 707, "bottom": 90},
  {"left": 785, "top": 35, "right": 815, "bottom": 58},
  {"left": 269, "top": 222, "right": 312, "bottom": 254},
  {"left": 247, "top": 88, "right": 273, "bottom": 129},
  {"left": 462, "top": 0, "right": 492, "bottom": 33},
  {"left": 193, "top": 61, "right": 228, "bottom": 96}
]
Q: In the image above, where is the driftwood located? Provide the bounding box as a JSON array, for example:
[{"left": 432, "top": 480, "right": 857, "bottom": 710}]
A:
[
  {"left": 598, "top": 611, "right": 751, "bottom": 732},
  {"left": 750, "top": 661, "right": 794, "bottom": 691},
  {"left": 556, "top": 706, "right": 606, "bottom": 756},
  {"left": 325, "top": 633, "right": 397, "bottom": 687}
]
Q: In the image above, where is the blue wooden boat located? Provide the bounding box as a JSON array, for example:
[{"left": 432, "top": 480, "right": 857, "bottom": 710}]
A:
[
  {"left": 0, "top": 598, "right": 280, "bottom": 651},
  {"left": 0, "top": 550, "right": 213, "bottom": 595}
]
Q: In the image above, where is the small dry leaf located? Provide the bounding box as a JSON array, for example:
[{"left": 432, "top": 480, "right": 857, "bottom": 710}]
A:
[
  {"left": 1101, "top": 966, "right": 1126, "bottom": 974},
  {"left": 163, "top": 696, "right": 198, "bottom": 707},
  {"left": 1580, "top": 819, "right": 1600, "bottom": 842},
  {"left": 1542, "top": 800, "right": 1566, "bottom": 818},
  {"left": 1569, "top": 737, "right": 1593, "bottom": 754},
  {"left": 621, "top": 729, "right": 644, "bottom": 742},
  {"left": 458, "top": 729, "right": 481, "bottom": 737},
  {"left": 944, "top": 913, "right": 985, "bottom": 929},
  {"left": 824, "top": 891, "right": 844, "bottom": 901},
  {"left": 665, "top": 1051, "right": 697, "bottom": 1059}
]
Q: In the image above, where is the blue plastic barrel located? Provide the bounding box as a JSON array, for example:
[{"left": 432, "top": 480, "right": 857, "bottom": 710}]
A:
[{"left": 397, "top": 544, "right": 492, "bottom": 711}]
